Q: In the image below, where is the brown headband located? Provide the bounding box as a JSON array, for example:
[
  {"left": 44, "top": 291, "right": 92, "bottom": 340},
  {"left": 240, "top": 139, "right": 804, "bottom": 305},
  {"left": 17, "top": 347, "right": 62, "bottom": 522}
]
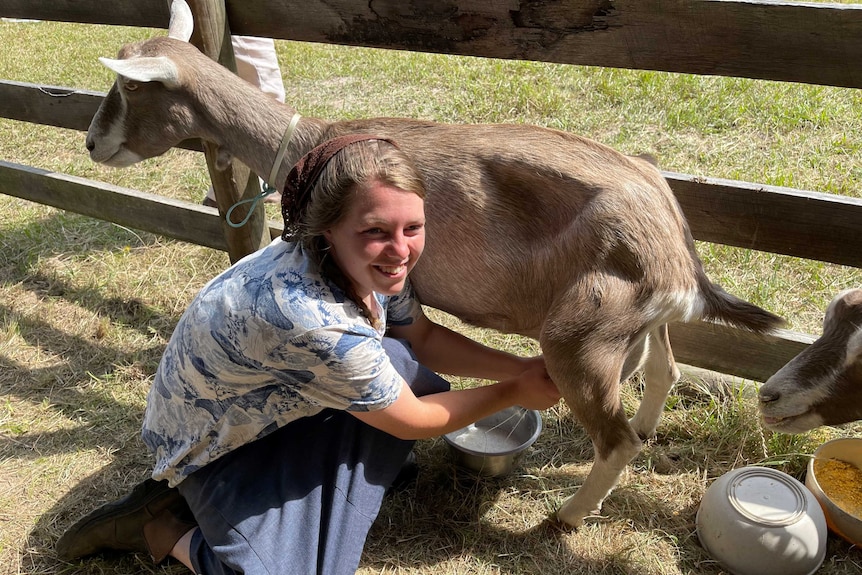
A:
[{"left": 281, "top": 134, "right": 397, "bottom": 240}]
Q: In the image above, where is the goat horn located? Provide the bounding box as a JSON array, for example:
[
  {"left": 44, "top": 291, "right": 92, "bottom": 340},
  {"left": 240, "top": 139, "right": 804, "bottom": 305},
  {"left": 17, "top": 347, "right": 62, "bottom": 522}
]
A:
[{"left": 168, "top": 0, "right": 194, "bottom": 42}]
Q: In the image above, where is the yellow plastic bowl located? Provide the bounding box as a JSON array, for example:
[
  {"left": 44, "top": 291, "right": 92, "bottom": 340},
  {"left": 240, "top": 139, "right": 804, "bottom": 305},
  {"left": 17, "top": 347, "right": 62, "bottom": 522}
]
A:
[{"left": 806, "top": 437, "right": 862, "bottom": 545}]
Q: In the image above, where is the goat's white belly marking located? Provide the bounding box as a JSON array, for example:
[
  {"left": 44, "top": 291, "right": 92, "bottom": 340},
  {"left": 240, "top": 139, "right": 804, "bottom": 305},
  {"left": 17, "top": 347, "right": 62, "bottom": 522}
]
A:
[{"left": 644, "top": 289, "right": 702, "bottom": 325}]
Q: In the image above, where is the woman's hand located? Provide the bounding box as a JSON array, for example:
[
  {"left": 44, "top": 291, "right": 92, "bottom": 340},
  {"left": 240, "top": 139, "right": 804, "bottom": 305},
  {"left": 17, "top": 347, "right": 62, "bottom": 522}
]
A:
[
  {"left": 510, "top": 364, "right": 562, "bottom": 411},
  {"left": 351, "top": 362, "right": 561, "bottom": 441}
]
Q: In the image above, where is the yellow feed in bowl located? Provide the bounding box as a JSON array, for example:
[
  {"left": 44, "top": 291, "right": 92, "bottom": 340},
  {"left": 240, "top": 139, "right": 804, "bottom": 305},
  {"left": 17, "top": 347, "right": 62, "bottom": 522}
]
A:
[{"left": 813, "top": 458, "right": 862, "bottom": 518}]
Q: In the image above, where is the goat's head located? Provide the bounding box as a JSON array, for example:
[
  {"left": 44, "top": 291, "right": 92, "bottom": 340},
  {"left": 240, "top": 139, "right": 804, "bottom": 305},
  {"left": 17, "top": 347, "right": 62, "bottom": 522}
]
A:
[
  {"left": 759, "top": 288, "right": 862, "bottom": 433},
  {"left": 85, "top": 0, "right": 201, "bottom": 167}
]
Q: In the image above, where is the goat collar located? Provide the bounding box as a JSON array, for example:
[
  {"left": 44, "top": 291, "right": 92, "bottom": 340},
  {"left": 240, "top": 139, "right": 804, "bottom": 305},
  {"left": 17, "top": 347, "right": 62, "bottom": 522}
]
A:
[
  {"left": 268, "top": 112, "right": 302, "bottom": 190},
  {"left": 225, "top": 112, "right": 301, "bottom": 229}
]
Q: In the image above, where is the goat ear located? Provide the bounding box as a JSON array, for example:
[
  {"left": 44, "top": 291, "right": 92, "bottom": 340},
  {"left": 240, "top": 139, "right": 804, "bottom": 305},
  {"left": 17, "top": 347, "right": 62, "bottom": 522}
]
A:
[
  {"left": 168, "top": 0, "right": 194, "bottom": 42},
  {"left": 99, "top": 56, "right": 181, "bottom": 89}
]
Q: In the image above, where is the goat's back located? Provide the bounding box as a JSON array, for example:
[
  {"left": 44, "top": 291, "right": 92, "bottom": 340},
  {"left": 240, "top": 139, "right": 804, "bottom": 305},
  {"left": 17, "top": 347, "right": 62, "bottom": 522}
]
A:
[
  {"left": 100, "top": 33, "right": 779, "bottom": 338},
  {"left": 320, "top": 120, "right": 707, "bottom": 335}
]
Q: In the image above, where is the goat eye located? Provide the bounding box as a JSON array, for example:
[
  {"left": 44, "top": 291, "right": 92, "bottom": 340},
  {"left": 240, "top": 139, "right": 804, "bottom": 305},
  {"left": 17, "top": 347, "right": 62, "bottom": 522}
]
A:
[{"left": 124, "top": 81, "right": 139, "bottom": 92}]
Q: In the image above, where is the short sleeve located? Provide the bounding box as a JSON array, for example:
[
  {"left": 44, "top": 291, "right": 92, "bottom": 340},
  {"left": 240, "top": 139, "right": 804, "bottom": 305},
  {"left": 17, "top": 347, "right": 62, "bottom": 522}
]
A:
[{"left": 290, "top": 324, "right": 403, "bottom": 412}]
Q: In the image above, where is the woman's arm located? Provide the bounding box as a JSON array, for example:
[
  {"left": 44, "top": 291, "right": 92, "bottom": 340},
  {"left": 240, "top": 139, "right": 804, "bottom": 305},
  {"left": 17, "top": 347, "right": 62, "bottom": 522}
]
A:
[
  {"left": 387, "top": 312, "right": 542, "bottom": 381},
  {"left": 350, "top": 365, "right": 560, "bottom": 440},
  {"left": 355, "top": 312, "right": 561, "bottom": 440}
]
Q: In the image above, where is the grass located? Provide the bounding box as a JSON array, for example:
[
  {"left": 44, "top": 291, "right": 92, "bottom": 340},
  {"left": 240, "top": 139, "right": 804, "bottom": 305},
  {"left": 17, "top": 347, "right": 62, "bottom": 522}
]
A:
[{"left": 1, "top": 15, "right": 862, "bottom": 575}]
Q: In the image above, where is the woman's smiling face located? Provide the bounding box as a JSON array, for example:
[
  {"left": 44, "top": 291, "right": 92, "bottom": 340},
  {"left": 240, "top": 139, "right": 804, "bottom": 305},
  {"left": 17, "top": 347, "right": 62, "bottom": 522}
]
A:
[{"left": 324, "top": 181, "right": 425, "bottom": 306}]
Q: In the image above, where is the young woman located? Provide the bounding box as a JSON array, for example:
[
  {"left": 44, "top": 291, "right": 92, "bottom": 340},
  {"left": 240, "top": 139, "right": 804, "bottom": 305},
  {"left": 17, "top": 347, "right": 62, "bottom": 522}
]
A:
[{"left": 57, "top": 135, "right": 561, "bottom": 574}]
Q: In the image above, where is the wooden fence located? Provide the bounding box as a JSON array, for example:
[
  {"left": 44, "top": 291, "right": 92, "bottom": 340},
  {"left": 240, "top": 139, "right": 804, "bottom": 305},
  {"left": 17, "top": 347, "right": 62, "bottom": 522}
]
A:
[{"left": 1, "top": 0, "right": 861, "bottom": 383}]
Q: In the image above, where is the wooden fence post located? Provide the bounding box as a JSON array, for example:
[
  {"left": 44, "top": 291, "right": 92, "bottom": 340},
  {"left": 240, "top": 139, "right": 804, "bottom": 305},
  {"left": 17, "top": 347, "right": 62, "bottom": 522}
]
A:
[{"left": 183, "top": 0, "right": 269, "bottom": 263}]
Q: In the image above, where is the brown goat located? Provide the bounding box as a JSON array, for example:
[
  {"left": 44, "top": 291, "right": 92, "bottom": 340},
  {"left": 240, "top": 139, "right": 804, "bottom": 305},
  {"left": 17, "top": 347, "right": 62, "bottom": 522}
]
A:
[
  {"left": 85, "top": 0, "right": 784, "bottom": 527},
  {"left": 759, "top": 288, "right": 862, "bottom": 433}
]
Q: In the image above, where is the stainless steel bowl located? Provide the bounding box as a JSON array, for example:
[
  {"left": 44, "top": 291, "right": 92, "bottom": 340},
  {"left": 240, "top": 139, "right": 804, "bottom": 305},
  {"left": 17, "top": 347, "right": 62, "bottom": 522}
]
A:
[{"left": 443, "top": 406, "right": 542, "bottom": 477}]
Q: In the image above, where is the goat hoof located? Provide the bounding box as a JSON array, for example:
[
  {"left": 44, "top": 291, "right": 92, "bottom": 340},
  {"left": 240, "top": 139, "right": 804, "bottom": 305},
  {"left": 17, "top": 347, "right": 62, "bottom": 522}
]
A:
[
  {"left": 550, "top": 515, "right": 579, "bottom": 532},
  {"left": 556, "top": 496, "right": 601, "bottom": 529},
  {"left": 635, "top": 429, "right": 655, "bottom": 441}
]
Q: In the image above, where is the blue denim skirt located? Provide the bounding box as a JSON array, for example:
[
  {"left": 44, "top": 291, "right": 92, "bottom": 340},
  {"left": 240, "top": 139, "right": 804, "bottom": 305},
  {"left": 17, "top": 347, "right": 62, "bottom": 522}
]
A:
[{"left": 177, "top": 337, "right": 449, "bottom": 575}]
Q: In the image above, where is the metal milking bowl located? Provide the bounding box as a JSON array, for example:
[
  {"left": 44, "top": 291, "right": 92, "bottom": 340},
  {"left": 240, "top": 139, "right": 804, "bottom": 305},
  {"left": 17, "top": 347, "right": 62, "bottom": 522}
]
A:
[{"left": 443, "top": 406, "right": 542, "bottom": 477}]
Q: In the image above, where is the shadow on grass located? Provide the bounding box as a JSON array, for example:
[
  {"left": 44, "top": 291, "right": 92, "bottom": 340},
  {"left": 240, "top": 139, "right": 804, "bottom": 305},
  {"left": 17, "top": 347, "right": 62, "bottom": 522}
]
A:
[
  {"left": 1, "top": 211, "right": 180, "bottom": 341},
  {"left": 28, "top": 463, "right": 188, "bottom": 575},
  {"left": 360, "top": 416, "right": 713, "bottom": 575},
  {"left": 0, "top": 297, "right": 166, "bottom": 457},
  {"left": 364, "top": 453, "right": 691, "bottom": 575},
  {"left": 0, "top": 211, "right": 183, "bottom": 459},
  {"left": 0, "top": 292, "right": 178, "bottom": 573},
  {"left": 1, "top": 212, "right": 188, "bottom": 572}
]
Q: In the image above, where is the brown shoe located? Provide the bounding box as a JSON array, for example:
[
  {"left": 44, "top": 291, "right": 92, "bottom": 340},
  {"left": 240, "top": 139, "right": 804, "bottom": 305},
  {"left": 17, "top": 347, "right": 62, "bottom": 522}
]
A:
[{"left": 56, "top": 478, "right": 196, "bottom": 563}]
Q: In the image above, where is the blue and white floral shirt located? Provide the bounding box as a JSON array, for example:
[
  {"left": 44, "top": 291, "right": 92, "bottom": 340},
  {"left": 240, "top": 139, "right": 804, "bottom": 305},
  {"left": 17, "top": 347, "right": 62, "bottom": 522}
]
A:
[{"left": 142, "top": 237, "right": 422, "bottom": 486}]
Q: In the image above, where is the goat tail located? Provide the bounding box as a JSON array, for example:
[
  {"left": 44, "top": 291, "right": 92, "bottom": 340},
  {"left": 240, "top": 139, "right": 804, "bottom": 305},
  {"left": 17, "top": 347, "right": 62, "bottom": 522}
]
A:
[{"left": 698, "top": 276, "right": 786, "bottom": 334}]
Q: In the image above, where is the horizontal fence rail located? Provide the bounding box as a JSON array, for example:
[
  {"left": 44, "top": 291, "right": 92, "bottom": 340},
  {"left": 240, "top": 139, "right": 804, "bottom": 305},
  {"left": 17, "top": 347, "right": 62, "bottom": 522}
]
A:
[
  {"left": 2, "top": 0, "right": 862, "bottom": 88},
  {"left": 0, "top": 161, "right": 231, "bottom": 251}
]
